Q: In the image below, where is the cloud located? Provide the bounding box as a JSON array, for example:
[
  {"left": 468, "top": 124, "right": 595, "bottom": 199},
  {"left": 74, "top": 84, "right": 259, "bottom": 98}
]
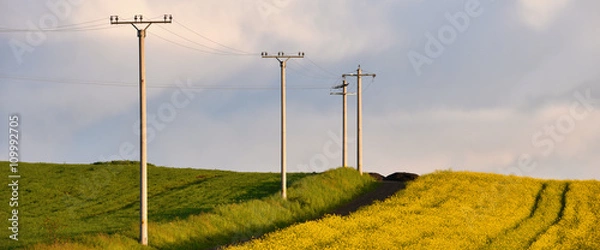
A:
[
  {"left": 364, "top": 103, "right": 600, "bottom": 179},
  {"left": 1, "top": 1, "right": 600, "bottom": 181},
  {"left": 517, "top": 0, "right": 571, "bottom": 30}
]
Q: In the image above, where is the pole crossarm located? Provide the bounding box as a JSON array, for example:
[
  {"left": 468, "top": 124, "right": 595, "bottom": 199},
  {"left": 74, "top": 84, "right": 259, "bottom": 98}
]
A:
[
  {"left": 261, "top": 51, "right": 305, "bottom": 59},
  {"left": 110, "top": 14, "right": 172, "bottom": 25},
  {"left": 342, "top": 73, "right": 376, "bottom": 78},
  {"left": 330, "top": 83, "right": 354, "bottom": 95},
  {"left": 331, "top": 82, "right": 349, "bottom": 89}
]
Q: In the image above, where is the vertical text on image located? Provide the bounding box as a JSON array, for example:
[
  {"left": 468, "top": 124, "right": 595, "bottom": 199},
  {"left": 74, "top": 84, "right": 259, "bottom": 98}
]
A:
[{"left": 8, "top": 114, "right": 21, "bottom": 241}]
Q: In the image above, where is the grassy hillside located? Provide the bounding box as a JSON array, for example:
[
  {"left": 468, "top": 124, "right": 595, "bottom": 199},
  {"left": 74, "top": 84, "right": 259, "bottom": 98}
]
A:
[
  {"left": 229, "top": 171, "right": 600, "bottom": 250},
  {"left": 0, "top": 162, "right": 375, "bottom": 249}
]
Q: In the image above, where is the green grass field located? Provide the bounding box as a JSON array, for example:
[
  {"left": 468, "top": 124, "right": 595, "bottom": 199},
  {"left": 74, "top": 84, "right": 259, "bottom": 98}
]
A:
[
  {"left": 229, "top": 171, "right": 600, "bottom": 250},
  {"left": 0, "top": 161, "right": 376, "bottom": 250}
]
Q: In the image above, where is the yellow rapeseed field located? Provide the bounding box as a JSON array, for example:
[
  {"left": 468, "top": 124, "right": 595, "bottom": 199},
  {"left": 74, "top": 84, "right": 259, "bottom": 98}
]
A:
[{"left": 228, "top": 171, "right": 600, "bottom": 250}]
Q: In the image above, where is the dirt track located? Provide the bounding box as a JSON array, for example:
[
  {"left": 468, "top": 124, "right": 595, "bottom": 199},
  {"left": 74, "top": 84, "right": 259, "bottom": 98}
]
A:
[{"left": 330, "top": 180, "right": 406, "bottom": 216}]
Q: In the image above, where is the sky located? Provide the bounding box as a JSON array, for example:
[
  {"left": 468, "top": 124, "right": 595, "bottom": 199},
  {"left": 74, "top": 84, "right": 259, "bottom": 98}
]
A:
[{"left": 1, "top": 0, "right": 599, "bottom": 179}]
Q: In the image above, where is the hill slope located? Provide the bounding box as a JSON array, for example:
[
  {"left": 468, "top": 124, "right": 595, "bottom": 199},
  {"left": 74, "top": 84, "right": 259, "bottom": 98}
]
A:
[
  {"left": 228, "top": 171, "right": 600, "bottom": 250},
  {"left": 0, "top": 162, "right": 376, "bottom": 250},
  {"left": 0, "top": 161, "right": 312, "bottom": 249}
]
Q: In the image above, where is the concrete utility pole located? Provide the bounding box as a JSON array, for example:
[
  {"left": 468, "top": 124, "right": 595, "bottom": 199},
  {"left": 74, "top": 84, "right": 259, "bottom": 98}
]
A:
[
  {"left": 343, "top": 66, "right": 375, "bottom": 175},
  {"left": 261, "top": 51, "right": 304, "bottom": 199},
  {"left": 110, "top": 14, "right": 172, "bottom": 246},
  {"left": 331, "top": 78, "right": 355, "bottom": 168}
]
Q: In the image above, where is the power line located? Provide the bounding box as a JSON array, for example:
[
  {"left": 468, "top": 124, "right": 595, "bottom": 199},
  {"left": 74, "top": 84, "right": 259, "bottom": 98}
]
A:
[
  {"left": 150, "top": 31, "right": 234, "bottom": 55},
  {"left": 287, "top": 65, "right": 334, "bottom": 81},
  {"left": 50, "top": 18, "right": 106, "bottom": 28},
  {"left": 3, "top": 17, "right": 104, "bottom": 29},
  {"left": 147, "top": 19, "right": 258, "bottom": 56},
  {"left": 150, "top": 30, "right": 256, "bottom": 56},
  {"left": 304, "top": 56, "right": 338, "bottom": 77},
  {"left": 153, "top": 25, "right": 239, "bottom": 55},
  {"left": 363, "top": 75, "right": 377, "bottom": 93},
  {"left": 0, "top": 25, "right": 117, "bottom": 33},
  {"left": 356, "top": 67, "right": 377, "bottom": 93},
  {"left": 0, "top": 18, "right": 111, "bottom": 32},
  {"left": 0, "top": 75, "right": 135, "bottom": 87},
  {"left": 288, "top": 60, "right": 338, "bottom": 80},
  {"left": 174, "top": 20, "right": 253, "bottom": 55},
  {"left": 0, "top": 74, "right": 330, "bottom": 90}
]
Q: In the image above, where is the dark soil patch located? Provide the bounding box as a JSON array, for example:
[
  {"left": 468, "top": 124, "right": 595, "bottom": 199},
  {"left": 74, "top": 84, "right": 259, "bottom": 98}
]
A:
[
  {"left": 330, "top": 171, "right": 418, "bottom": 216},
  {"left": 367, "top": 172, "right": 385, "bottom": 181},
  {"left": 385, "top": 172, "right": 419, "bottom": 182}
]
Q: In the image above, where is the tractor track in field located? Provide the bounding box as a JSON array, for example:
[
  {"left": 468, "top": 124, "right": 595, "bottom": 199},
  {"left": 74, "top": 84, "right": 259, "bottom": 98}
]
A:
[
  {"left": 213, "top": 175, "right": 414, "bottom": 250},
  {"left": 527, "top": 182, "right": 570, "bottom": 248},
  {"left": 484, "top": 183, "right": 547, "bottom": 246},
  {"left": 330, "top": 180, "right": 407, "bottom": 216},
  {"left": 484, "top": 182, "right": 570, "bottom": 249}
]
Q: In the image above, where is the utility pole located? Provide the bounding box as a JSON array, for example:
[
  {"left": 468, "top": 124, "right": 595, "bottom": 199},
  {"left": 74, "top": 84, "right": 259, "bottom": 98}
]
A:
[
  {"left": 110, "top": 14, "right": 172, "bottom": 246},
  {"left": 343, "top": 66, "right": 375, "bottom": 175},
  {"left": 261, "top": 51, "right": 304, "bottom": 199},
  {"left": 330, "top": 78, "right": 355, "bottom": 168}
]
